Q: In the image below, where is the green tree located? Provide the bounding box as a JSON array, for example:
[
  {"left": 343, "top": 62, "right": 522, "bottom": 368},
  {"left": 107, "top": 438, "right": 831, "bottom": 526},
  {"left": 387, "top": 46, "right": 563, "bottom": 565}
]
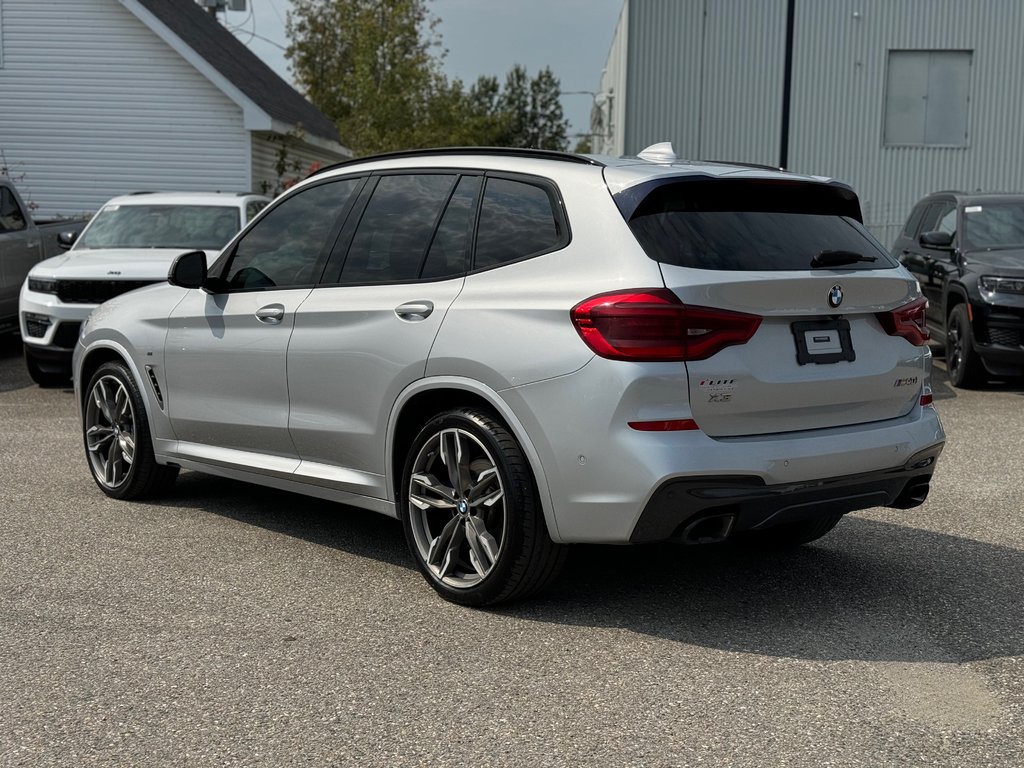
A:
[
  {"left": 286, "top": 2, "right": 570, "bottom": 154},
  {"left": 287, "top": 0, "right": 441, "bottom": 155},
  {"left": 492, "top": 65, "right": 569, "bottom": 150}
]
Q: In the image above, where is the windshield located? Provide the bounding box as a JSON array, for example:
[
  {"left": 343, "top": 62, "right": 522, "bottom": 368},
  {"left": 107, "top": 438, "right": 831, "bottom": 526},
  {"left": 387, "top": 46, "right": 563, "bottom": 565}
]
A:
[
  {"left": 963, "top": 202, "right": 1024, "bottom": 250},
  {"left": 77, "top": 204, "right": 241, "bottom": 250}
]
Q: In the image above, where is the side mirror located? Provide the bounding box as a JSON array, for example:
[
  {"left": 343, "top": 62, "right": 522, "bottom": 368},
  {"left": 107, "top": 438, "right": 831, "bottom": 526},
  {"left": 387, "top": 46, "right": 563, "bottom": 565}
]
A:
[
  {"left": 919, "top": 230, "right": 954, "bottom": 249},
  {"left": 167, "top": 250, "right": 208, "bottom": 289},
  {"left": 56, "top": 231, "right": 78, "bottom": 250}
]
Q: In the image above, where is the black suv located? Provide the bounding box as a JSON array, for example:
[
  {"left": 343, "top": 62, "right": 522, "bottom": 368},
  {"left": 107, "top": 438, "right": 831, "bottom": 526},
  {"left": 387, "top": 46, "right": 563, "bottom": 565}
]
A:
[{"left": 893, "top": 192, "right": 1024, "bottom": 387}]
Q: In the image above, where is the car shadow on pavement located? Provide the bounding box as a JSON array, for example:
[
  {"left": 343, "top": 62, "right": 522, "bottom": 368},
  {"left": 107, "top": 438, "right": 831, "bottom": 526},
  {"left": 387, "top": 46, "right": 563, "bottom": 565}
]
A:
[
  {"left": 514, "top": 517, "right": 1024, "bottom": 664},
  {"left": 167, "top": 473, "right": 1023, "bottom": 665},
  {"left": 0, "top": 333, "right": 31, "bottom": 393},
  {"left": 929, "top": 339, "right": 1024, "bottom": 398}
]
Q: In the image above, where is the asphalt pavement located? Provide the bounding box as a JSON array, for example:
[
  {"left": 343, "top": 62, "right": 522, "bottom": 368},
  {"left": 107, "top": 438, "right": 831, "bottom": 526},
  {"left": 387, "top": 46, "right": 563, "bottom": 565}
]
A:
[{"left": 1, "top": 333, "right": 1022, "bottom": 767}]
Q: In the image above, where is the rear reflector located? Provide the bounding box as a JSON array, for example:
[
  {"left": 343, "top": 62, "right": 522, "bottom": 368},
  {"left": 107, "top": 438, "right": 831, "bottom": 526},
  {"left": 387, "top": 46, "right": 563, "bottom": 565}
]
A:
[
  {"left": 920, "top": 392, "right": 933, "bottom": 407},
  {"left": 571, "top": 289, "right": 762, "bottom": 362},
  {"left": 628, "top": 419, "right": 700, "bottom": 431},
  {"left": 876, "top": 296, "right": 930, "bottom": 346}
]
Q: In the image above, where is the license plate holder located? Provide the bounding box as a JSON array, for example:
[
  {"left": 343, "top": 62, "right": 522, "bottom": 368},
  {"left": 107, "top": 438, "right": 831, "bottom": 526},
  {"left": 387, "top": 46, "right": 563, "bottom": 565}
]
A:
[{"left": 791, "top": 318, "right": 856, "bottom": 365}]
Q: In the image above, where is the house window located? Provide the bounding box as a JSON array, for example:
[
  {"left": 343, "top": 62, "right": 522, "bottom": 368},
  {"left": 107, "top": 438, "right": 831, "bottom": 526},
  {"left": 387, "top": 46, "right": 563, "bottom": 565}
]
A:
[{"left": 883, "top": 50, "right": 972, "bottom": 147}]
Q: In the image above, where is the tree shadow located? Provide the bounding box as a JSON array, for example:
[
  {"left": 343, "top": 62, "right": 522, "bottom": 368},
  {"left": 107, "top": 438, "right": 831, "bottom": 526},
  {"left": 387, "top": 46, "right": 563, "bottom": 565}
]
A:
[{"left": 163, "top": 473, "right": 1023, "bottom": 665}]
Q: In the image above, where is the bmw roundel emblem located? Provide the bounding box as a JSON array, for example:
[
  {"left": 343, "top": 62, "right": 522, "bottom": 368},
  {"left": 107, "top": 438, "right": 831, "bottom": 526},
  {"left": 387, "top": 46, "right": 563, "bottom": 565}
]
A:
[{"left": 828, "top": 284, "right": 843, "bottom": 309}]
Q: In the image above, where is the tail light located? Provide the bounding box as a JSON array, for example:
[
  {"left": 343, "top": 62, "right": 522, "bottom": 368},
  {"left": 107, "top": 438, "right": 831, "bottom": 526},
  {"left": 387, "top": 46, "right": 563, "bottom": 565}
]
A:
[
  {"left": 571, "top": 289, "right": 762, "bottom": 362},
  {"left": 876, "top": 296, "right": 929, "bottom": 346}
]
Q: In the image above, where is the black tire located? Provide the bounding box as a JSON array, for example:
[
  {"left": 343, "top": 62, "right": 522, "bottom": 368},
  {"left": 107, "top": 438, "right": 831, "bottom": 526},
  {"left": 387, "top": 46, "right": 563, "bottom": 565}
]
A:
[
  {"left": 733, "top": 512, "right": 844, "bottom": 550},
  {"left": 945, "top": 304, "right": 985, "bottom": 388},
  {"left": 24, "top": 347, "right": 69, "bottom": 388},
  {"left": 82, "top": 361, "right": 178, "bottom": 500},
  {"left": 400, "top": 408, "right": 566, "bottom": 606}
]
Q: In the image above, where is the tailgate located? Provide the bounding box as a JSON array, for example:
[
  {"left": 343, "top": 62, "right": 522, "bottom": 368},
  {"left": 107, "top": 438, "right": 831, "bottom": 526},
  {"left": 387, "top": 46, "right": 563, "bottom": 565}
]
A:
[
  {"left": 620, "top": 175, "right": 930, "bottom": 438},
  {"left": 663, "top": 268, "right": 926, "bottom": 436}
]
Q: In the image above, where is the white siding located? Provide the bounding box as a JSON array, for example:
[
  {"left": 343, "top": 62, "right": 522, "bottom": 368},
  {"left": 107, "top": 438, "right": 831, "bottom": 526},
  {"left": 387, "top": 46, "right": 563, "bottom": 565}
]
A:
[
  {"left": 251, "top": 133, "right": 349, "bottom": 198},
  {"left": 0, "top": 0, "right": 249, "bottom": 217}
]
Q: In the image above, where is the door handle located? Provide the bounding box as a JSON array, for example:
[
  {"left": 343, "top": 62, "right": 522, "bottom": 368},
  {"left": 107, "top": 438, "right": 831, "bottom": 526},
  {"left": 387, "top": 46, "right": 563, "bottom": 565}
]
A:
[
  {"left": 395, "top": 300, "right": 434, "bottom": 321},
  {"left": 255, "top": 304, "right": 285, "bottom": 325}
]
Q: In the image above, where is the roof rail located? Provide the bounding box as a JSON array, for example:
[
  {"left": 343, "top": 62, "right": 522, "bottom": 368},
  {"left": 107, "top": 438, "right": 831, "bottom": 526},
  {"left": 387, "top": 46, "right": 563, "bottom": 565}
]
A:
[
  {"left": 307, "top": 146, "right": 605, "bottom": 178},
  {"left": 706, "top": 159, "right": 785, "bottom": 172}
]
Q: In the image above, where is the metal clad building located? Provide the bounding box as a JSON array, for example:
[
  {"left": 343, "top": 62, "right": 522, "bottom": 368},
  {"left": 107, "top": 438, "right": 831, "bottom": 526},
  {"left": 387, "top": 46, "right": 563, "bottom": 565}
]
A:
[{"left": 595, "top": 0, "right": 1024, "bottom": 245}]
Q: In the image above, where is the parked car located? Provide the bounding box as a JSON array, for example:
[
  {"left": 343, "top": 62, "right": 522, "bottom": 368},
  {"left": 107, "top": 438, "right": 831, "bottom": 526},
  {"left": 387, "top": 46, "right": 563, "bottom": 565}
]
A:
[
  {"left": 893, "top": 191, "right": 1024, "bottom": 387},
  {"left": 20, "top": 191, "right": 269, "bottom": 386},
  {"left": 1, "top": 177, "right": 89, "bottom": 335},
  {"left": 73, "top": 146, "right": 945, "bottom": 605}
]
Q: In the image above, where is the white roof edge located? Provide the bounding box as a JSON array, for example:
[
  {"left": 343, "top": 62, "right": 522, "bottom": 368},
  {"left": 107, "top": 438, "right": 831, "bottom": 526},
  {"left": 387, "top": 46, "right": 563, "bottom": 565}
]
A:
[
  {"left": 102, "top": 191, "right": 269, "bottom": 206},
  {"left": 268, "top": 120, "right": 353, "bottom": 160},
  {"left": 118, "top": 0, "right": 272, "bottom": 132}
]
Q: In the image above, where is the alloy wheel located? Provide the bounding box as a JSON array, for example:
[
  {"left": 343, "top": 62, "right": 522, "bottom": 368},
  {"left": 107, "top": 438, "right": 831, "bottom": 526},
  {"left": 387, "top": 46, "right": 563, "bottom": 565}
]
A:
[
  {"left": 407, "top": 427, "right": 506, "bottom": 589},
  {"left": 84, "top": 374, "right": 137, "bottom": 489}
]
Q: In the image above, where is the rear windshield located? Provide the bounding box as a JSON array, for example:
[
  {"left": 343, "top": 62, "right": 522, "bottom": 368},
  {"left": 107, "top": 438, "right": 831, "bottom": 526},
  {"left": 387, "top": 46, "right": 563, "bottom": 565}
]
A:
[{"left": 623, "top": 180, "right": 895, "bottom": 271}]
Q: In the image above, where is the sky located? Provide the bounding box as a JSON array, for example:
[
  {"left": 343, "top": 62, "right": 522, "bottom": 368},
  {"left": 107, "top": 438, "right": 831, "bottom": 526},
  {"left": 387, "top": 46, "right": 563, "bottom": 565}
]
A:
[{"left": 219, "top": 0, "right": 624, "bottom": 142}]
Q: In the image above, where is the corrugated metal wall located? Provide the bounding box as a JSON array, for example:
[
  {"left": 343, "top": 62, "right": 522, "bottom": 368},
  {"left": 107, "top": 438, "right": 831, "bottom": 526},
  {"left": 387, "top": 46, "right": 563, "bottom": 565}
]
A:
[
  {"left": 697, "top": 0, "right": 787, "bottom": 164},
  {"left": 594, "top": 1, "right": 629, "bottom": 156},
  {"left": 0, "top": 0, "right": 250, "bottom": 217},
  {"left": 600, "top": 0, "right": 1024, "bottom": 245},
  {"left": 789, "top": 0, "right": 1024, "bottom": 246},
  {"left": 625, "top": 0, "right": 705, "bottom": 157},
  {"left": 619, "top": 0, "right": 787, "bottom": 163}
]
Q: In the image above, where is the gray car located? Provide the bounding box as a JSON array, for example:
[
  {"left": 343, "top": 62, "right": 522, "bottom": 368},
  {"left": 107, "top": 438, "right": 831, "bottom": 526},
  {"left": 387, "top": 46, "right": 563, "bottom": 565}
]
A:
[{"left": 73, "top": 145, "right": 946, "bottom": 605}]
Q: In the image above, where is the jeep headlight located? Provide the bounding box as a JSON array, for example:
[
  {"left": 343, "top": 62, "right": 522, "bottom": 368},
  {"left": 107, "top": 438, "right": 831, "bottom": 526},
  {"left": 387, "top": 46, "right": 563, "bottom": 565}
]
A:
[
  {"left": 979, "top": 275, "right": 1024, "bottom": 298},
  {"left": 28, "top": 277, "right": 58, "bottom": 294}
]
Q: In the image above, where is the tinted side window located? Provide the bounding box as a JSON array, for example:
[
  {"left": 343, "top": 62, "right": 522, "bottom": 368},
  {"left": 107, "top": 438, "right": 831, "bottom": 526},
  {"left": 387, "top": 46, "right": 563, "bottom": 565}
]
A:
[
  {"left": 223, "top": 179, "right": 360, "bottom": 291},
  {"left": 918, "top": 201, "right": 953, "bottom": 235},
  {"left": 338, "top": 174, "right": 456, "bottom": 284},
  {"left": 902, "top": 202, "right": 929, "bottom": 238},
  {"left": 0, "top": 187, "right": 27, "bottom": 232},
  {"left": 421, "top": 175, "right": 482, "bottom": 280},
  {"left": 935, "top": 206, "right": 957, "bottom": 235},
  {"left": 474, "top": 177, "right": 565, "bottom": 270}
]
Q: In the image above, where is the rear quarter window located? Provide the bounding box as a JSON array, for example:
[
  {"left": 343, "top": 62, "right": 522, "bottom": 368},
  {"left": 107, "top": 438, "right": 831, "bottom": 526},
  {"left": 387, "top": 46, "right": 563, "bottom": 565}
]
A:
[
  {"left": 473, "top": 176, "right": 568, "bottom": 270},
  {"left": 624, "top": 180, "right": 895, "bottom": 271}
]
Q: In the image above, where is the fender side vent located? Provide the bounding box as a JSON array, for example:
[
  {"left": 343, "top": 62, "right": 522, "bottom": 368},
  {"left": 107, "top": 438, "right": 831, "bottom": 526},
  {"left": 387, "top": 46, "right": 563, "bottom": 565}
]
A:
[{"left": 145, "top": 365, "right": 165, "bottom": 410}]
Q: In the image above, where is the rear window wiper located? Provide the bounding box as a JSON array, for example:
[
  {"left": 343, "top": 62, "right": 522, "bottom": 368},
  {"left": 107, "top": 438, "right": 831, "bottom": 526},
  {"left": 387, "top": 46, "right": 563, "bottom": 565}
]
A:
[{"left": 811, "top": 249, "right": 878, "bottom": 268}]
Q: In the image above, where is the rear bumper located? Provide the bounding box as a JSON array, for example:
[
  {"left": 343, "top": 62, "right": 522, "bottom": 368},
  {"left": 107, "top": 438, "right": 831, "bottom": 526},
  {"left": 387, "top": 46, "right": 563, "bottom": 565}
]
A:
[{"left": 630, "top": 442, "right": 943, "bottom": 543}]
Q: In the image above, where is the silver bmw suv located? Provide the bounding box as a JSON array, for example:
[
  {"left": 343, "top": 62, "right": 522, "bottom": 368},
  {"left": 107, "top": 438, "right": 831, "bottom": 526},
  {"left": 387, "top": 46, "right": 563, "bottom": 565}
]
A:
[{"left": 73, "top": 145, "right": 945, "bottom": 605}]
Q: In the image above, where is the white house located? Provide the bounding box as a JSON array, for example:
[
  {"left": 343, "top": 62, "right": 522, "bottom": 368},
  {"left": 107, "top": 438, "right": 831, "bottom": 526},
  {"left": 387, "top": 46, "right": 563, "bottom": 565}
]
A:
[{"left": 0, "top": 0, "right": 351, "bottom": 217}]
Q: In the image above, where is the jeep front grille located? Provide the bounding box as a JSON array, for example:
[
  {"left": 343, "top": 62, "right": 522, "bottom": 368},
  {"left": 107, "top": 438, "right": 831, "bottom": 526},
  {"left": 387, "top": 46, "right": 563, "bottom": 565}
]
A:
[{"left": 56, "top": 279, "right": 161, "bottom": 304}]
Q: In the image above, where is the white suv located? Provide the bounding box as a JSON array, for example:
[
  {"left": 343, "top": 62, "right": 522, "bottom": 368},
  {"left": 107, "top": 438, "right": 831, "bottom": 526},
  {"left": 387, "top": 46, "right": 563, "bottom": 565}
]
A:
[
  {"left": 21, "top": 191, "right": 268, "bottom": 385},
  {"left": 72, "top": 146, "right": 945, "bottom": 605}
]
